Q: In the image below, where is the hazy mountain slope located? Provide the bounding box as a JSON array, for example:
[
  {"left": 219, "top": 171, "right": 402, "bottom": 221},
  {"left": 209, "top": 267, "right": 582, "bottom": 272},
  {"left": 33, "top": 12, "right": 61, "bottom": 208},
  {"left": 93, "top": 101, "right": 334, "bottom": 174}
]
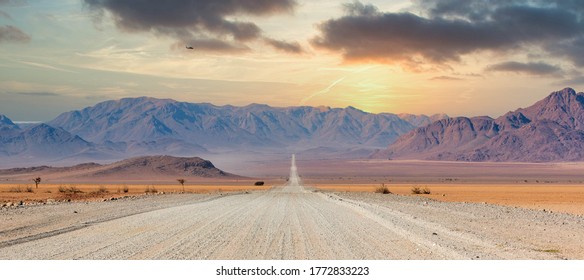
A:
[
  {"left": 397, "top": 113, "right": 450, "bottom": 127},
  {"left": 0, "top": 123, "right": 95, "bottom": 159},
  {"left": 376, "top": 88, "right": 584, "bottom": 162},
  {"left": 0, "top": 114, "right": 19, "bottom": 132}
]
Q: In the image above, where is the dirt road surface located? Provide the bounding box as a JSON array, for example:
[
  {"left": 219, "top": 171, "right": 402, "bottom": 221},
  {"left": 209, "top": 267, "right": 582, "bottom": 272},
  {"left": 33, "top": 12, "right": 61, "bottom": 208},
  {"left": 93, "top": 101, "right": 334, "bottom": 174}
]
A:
[{"left": 1, "top": 182, "right": 582, "bottom": 260}]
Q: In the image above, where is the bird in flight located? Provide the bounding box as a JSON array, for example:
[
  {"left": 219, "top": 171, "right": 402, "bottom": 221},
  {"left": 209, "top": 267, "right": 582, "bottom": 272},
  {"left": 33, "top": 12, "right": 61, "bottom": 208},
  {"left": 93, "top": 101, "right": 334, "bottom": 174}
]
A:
[{"left": 185, "top": 45, "right": 194, "bottom": 50}]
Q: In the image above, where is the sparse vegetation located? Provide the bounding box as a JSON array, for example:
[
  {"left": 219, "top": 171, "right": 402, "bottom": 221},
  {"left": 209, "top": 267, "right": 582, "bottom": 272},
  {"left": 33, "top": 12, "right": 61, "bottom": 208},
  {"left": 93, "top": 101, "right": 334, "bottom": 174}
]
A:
[
  {"left": 25, "top": 186, "right": 33, "bottom": 193},
  {"left": 122, "top": 185, "right": 129, "bottom": 193},
  {"left": 145, "top": 186, "right": 158, "bottom": 193},
  {"left": 9, "top": 186, "right": 22, "bottom": 193},
  {"left": 254, "top": 181, "right": 265, "bottom": 186},
  {"left": 411, "top": 185, "right": 431, "bottom": 194},
  {"left": 375, "top": 183, "right": 391, "bottom": 194},
  {"left": 58, "top": 185, "right": 83, "bottom": 194},
  {"left": 33, "top": 177, "right": 41, "bottom": 189},
  {"left": 98, "top": 185, "right": 109, "bottom": 193}
]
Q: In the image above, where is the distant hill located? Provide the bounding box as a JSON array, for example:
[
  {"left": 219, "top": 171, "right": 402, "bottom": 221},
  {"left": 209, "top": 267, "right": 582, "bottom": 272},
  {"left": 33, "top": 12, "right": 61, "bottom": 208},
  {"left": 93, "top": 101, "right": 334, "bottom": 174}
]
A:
[
  {"left": 0, "top": 155, "right": 238, "bottom": 181},
  {"left": 88, "top": 155, "right": 232, "bottom": 178},
  {"left": 374, "top": 88, "right": 584, "bottom": 162}
]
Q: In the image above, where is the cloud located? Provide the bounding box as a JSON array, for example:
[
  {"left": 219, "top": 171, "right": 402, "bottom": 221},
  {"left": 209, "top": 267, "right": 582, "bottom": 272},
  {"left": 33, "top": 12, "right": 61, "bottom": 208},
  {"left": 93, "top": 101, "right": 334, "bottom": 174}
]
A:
[
  {"left": 312, "top": 1, "right": 584, "bottom": 72},
  {"left": 0, "top": 25, "right": 30, "bottom": 43},
  {"left": 0, "top": 10, "right": 12, "bottom": 20},
  {"left": 300, "top": 77, "right": 345, "bottom": 105},
  {"left": 486, "top": 61, "right": 563, "bottom": 76},
  {"left": 172, "top": 39, "right": 249, "bottom": 53},
  {"left": 84, "top": 0, "right": 298, "bottom": 53},
  {"left": 264, "top": 38, "right": 303, "bottom": 53},
  {"left": 20, "top": 61, "right": 76, "bottom": 73},
  {"left": 12, "top": 91, "right": 61, "bottom": 97},
  {"left": 430, "top": 76, "right": 463, "bottom": 81}
]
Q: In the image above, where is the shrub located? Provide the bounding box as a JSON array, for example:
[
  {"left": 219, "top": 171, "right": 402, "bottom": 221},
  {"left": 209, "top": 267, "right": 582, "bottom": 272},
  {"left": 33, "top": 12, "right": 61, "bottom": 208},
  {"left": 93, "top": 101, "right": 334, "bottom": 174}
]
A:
[
  {"left": 375, "top": 184, "right": 391, "bottom": 194},
  {"left": 69, "top": 186, "right": 83, "bottom": 193},
  {"left": 254, "top": 181, "right": 265, "bottom": 186},
  {"left": 122, "top": 185, "right": 129, "bottom": 193},
  {"left": 25, "top": 186, "right": 33, "bottom": 193},
  {"left": 97, "top": 185, "right": 108, "bottom": 193},
  {"left": 145, "top": 186, "right": 158, "bottom": 193},
  {"left": 58, "top": 185, "right": 83, "bottom": 194},
  {"left": 411, "top": 186, "right": 422, "bottom": 194},
  {"left": 9, "top": 186, "right": 22, "bottom": 193},
  {"left": 422, "top": 187, "right": 431, "bottom": 194}
]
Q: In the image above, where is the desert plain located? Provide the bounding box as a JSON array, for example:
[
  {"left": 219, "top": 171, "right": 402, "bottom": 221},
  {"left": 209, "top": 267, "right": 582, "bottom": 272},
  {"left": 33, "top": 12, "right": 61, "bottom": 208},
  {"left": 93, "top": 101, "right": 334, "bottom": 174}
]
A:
[{"left": 1, "top": 159, "right": 583, "bottom": 259}]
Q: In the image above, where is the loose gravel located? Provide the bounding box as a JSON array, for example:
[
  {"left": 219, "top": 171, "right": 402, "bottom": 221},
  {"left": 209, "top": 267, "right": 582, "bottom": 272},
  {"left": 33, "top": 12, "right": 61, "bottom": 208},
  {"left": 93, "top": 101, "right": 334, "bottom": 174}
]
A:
[{"left": 0, "top": 185, "right": 582, "bottom": 259}]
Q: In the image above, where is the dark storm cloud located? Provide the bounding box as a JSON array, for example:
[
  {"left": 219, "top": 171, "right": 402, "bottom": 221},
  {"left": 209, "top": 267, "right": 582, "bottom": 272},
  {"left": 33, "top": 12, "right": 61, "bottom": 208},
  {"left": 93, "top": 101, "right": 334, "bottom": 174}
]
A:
[
  {"left": 486, "top": 61, "right": 563, "bottom": 76},
  {"left": 264, "top": 38, "right": 303, "bottom": 53},
  {"left": 84, "top": 0, "right": 298, "bottom": 53},
  {"left": 0, "top": 25, "right": 30, "bottom": 43},
  {"left": 312, "top": 0, "right": 584, "bottom": 71}
]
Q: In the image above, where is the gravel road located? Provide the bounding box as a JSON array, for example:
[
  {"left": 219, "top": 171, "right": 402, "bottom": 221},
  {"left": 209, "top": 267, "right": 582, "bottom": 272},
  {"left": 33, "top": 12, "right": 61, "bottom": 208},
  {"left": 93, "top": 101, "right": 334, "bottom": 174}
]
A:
[{"left": 1, "top": 183, "right": 582, "bottom": 260}]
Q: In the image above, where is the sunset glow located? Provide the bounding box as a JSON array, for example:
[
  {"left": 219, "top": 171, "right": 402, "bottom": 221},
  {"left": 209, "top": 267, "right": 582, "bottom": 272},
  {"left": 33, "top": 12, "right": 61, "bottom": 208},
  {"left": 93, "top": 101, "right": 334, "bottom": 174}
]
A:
[{"left": 1, "top": 0, "right": 583, "bottom": 120}]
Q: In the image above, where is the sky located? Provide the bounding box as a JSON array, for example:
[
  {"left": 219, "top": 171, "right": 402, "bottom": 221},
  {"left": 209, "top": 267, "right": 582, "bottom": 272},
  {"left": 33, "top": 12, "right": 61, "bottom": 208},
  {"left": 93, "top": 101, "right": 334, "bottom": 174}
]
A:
[{"left": 1, "top": 0, "right": 584, "bottom": 121}]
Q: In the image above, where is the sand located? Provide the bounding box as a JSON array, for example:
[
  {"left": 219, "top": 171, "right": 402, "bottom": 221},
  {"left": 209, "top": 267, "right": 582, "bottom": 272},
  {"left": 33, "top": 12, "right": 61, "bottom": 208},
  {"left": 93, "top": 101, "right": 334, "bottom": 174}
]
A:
[{"left": 312, "top": 183, "right": 584, "bottom": 215}]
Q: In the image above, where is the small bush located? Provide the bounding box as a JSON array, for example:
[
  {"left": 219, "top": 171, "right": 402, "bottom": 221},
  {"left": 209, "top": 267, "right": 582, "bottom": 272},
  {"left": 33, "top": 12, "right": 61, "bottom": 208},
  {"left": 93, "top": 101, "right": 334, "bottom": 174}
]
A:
[
  {"left": 254, "top": 181, "right": 265, "bottom": 186},
  {"left": 58, "top": 185, "right": 83, "bottom": 194},
  {"left": 70, "top": 186, "right": 83, "bottom": 193},
  {"left": 145, "top": 186, "right": 158, "bottom": 193},
  {"left": 25, "top": 186, "right": 33, "bottom": 193},
  {"left": 122, "top": 185, "right": 129, "bottom": 193},
  {"left": 411, "top": 186, "right": 422, "bottom": 194},
  {"left": 97, "top": 185, "right": 108, "bottom": 193},
  {"left": 422, "top": 187, "right": 431, "bottom": 194},
  {"left": 375, "top": 184, "right": 391, "bottom": 194}
]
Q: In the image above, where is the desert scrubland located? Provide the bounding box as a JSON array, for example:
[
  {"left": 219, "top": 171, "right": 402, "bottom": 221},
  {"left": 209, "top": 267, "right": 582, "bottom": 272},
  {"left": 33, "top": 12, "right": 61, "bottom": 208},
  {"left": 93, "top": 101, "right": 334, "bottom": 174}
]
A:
[
  {"left": 1, "top": 183, "right": 582, "bottom": 259},
  {"left": 1, "top": 159, "right": 583, "bottom": 260}
]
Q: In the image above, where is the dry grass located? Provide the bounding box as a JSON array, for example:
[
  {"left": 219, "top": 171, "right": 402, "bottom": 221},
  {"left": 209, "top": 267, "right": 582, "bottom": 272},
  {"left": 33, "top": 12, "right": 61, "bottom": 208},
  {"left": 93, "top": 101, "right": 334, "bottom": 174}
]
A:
[
  {"left": 58, "top": 185, "right": 83, "bottom": 194},
  {"left": 144, "top": 186, "right": 158, "bottom": 193},
  {"left": 312, "top": 183, "right": 584, "bottom": 215},
  {"left": 0, "top": 182, "right": 267, "bottom": 205},
  {"left": 6, "top": 186, "right": 33, "bottom": 193}
]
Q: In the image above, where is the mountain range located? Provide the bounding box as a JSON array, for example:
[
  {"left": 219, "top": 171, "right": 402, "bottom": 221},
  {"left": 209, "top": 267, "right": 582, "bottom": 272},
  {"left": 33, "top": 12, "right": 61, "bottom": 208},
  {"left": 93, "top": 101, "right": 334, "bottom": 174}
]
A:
[
  {"left": 0, "top": 99, "right": 442, "bottom": 167},
  {"left": 374, "top": 88, "right": 584, "bottom": 162},
  {"left": 3, "top": 87, "right": 584, "bottom": 166}
]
